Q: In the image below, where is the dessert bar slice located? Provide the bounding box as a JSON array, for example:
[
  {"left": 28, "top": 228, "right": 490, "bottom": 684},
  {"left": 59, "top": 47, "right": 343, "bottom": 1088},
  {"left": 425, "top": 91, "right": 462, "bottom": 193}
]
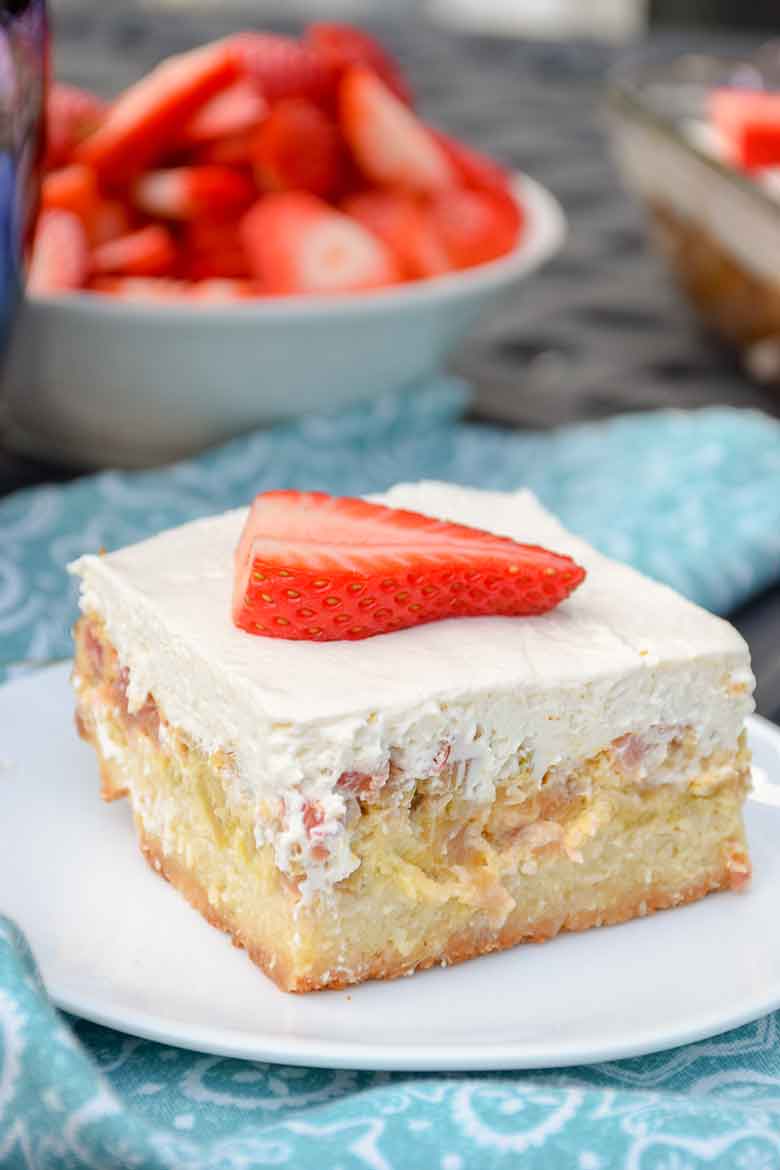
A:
[{"left": 69, "top": 483, "right": 754, "bottom": 991}]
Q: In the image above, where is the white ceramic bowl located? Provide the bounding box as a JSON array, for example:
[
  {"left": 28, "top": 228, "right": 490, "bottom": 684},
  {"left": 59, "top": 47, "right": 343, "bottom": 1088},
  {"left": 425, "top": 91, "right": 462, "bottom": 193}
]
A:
[{"left": 1, "top": 174, "right": 564, "bottom": 469}]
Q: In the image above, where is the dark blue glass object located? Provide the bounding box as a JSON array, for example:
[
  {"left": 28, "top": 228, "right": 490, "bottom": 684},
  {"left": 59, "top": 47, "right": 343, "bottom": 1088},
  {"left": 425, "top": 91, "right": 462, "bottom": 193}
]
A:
[{"left": 0, "top": 0, "right": 46, "bottom": 358}]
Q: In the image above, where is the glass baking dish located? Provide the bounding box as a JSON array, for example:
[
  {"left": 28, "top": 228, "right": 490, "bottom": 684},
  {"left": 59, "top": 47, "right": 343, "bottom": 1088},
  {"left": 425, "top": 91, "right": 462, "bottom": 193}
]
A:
[{"left": 606, "top": 45, "right": 780, "bottom": 385}]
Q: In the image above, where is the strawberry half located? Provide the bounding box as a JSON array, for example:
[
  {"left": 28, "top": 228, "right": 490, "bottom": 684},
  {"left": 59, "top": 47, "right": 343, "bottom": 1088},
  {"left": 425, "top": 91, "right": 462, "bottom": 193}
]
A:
[
  {"left": 88, "top": 276, "right": 191, "bottom": 301},
  {"left": 75, "top": 42, "right": 239, "bottom": 183},
  {"left": 133, "top": 165, "right": 255, "bottom": 221},
  {"left": 45, "top": 83, "right": 107, "bottom": 170},
  {"left": 232, "top": 491, "right": 586, "bottom": 641},
  {"left": 91, "top": 224, "right": 177, "bottom": 277},
  {"left": 41, "top": 164, "right": 99, "bottom": 227},
  {"left": 241, "top": 192, "right": 401, "bottom": 295},
  {"left": 306, "top": 23, "right": 412, "bottom": 106},
  {"left": 229, "top": 32, "right": 332, "bottom": 104},
  {"left": 183, "top": 78, "right": 267, "bottom": 144},
  {"left": 27, "top": 209, "right": 89, "bottom": 294},
  {"left": 425, "top": 187, "right": 521, "bottom": 270},
  {"left": 432, "top": 130, "right": 515, "bottom": 199},
  {"left": 180, "top": 219, "right": 250, "bottom": 279},
  {"left": 339, "top": 67, "right": 454, "bottom": 192},
  {"left": 252, "top": 99, "right": 346, "bottom": 197},
  {"left": 342, "top": 190, "right": 450, "bottom": 279}
]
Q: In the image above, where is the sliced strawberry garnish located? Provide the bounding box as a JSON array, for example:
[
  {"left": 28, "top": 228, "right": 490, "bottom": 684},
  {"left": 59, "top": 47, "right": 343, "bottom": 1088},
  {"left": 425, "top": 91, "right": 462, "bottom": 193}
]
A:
[
  {"left": 182, "top": 78, "right": 267, "bottom": 144},
  {"left": 232, "top": 491, "right": 586, "bottom": 641},
  {"left": 241, "top": 192, "right": 400, "bottom": 295},
  {"left": 339, "top": 67, "right": 454, "bottom": 192},
  {"left": 710, "top": 89, "right": 780, "bottom": 169},
  {"left": 27, "top": 209, "right": 89, "bottom": 294},
  {"left": 180, "top": 219, "right": 250, "bottom": 279},
  {"left": 133, "top": 165, "right": 255, "bottom": 221},
  {"left": 425, "top": 187, "right": 521, "bottom": 269},
  {"left": 41, "top": 164, "right": 99, "bottom": 226},
  {"left": 252, "top": 99, "right": 346, "bottom": 197},
  {"left": 45, "top": 83, "right": 107, "bottom": 170},
  {"left": 306, "top": 23, "right": 412, "bottom": 106},
  {"left": 75, "top": 42, "right": 239, "bottom": 183},
  {"left": 229, "top": 32, "right": 332, "bottom": 104},
  {"left": 91, "top": 224, "right": 177, "bottom": 277},
  {"left": 342, "top": 190, "right": 450, "bottom": 279}
]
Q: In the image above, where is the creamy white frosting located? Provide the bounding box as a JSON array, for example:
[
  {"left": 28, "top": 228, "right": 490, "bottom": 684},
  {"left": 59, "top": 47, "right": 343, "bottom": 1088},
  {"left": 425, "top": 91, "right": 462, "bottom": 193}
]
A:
[{"left": 70, "top": 483, "right": 754, "bottom": 893}]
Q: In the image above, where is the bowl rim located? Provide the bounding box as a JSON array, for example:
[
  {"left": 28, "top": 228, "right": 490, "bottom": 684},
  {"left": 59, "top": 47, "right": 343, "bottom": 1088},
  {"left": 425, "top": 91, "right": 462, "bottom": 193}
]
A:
[{"left": 28, "top": 173, "right": 566, "bottom": 321}]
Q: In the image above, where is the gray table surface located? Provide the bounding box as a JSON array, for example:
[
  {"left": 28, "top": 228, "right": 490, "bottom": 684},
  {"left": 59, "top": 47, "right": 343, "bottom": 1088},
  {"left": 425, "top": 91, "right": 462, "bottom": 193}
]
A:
[{"left": 2, "top": 3, "right": 779, "bottom": 720}]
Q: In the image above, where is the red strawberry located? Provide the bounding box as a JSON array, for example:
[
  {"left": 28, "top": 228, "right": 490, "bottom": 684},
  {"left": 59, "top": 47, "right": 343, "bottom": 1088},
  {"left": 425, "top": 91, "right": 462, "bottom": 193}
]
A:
[
  {"left": 710, "top": 89, "right": 780, "bottom": 169},
  {"left": 425, "top": 187, "right": 521, "bottom": 269},
  {"left": 252, "top": 99, "right": 346, "bottom": 197},
  {"left": 183, "top": 78, "right": 267, "bottom": 144},
  {"left": 89, "top": 199, "right": 134, "bottom": 247},
  {"left": 342, "top": 190, "right": 449, "bottom": 279},
  {"left": 88, "top": 276, "right": 191, "bottom": 301},
  {"left": 91, "top": 224, "right": 177, "bottom": 277},
  {"left": 27, "top": 210, "right": 89, "bottom": 294},
  {"left": 41, "top": 164, "right": 99, "bottom": 226},
  {"left": 188, "top": 278, "right": 257, "bottom": 301},
  {"left": 232, "top": 491, "right": 586, "bottom": 641},
  {"left": 133, "top": 165, "right": 255, "bottom": 221},
  {"left": 75, "top": 42, "right": 239, "bottom": 183},
  {"left": 190, "top": 131, "right": 257, "bottom": 166},
  {"left": 45, "top": 83, "right": 107, "bottom": 170},
  {"left": 229, "top": 32, "right": 332, "bottom": 104},
  {"left": 339, "top": 67, "right": 454, "bottom": 192},
  {"left": 306, "top": 23, "right": 412, "bottom": 106},
  {"left": 241, "top": 192, "right": 401, "bottom": 295},
  {"left": 180, "top": 220, "right": 250, "bottom": 279},
  {"left": 432, "top": 130, "right": 515, "bottom": 199}
]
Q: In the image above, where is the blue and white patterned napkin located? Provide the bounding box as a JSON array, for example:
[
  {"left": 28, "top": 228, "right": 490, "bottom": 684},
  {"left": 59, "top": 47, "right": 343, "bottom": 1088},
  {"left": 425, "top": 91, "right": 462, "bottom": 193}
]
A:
[{"left": 3, "top": 379, "right": 780, "bottom": 1170}]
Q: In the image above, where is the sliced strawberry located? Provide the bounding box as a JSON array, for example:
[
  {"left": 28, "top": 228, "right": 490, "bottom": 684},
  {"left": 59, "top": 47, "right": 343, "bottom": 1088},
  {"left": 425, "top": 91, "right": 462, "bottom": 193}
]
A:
[
  {"left": 228, "top": 32, "right": 332, "bottom": 104},
  {"left": 91, "top": 224, "right": 177, "bottom": 277},
  {"left": 252, "top": 99, "right": 346, "bottom": 197},
  {"left": 425, "top": 187, "right": 521, "bottom": 269},
  {"left": 27, "top": 209, "right": 89, "bottom": 294},
  {"left": 432, "top": 130, "right": 514, "bottom": 199},
  {"left": 183, "top": 78, "right": 267, "bottom": 144},
  {"left": 189, "top": 130, "right": 257, "bottom": 166},
  {"left": 133, "top": 165, "right": 255, "bottom": 221},
  {"left": 45, "top": 83, "right": 107, "bottom": 170},
  {"left": 233, "top": 491, "right": 586, "bottom": 641},
  {"left": 89, "top": 198, "right": 134, "bottom": 246},
  {"left": 75, "top": 42, "right": 239, "bottom": 183},
  {"left": 339, "top": 67, "right": 453, "bottom": 192},
  {"left": 88, "top": 276, "right": 191, "bottom": 301},
  {"left": 188, "top": 278, "right": 257, "bottom": 301},
  {"left": 241, "top": 192, "right": 401, "bottom": 295},
  {"left": 306, "top": 23, "right": 412, "bottom": 106},
  {"left": 710, "top": 89, "right": 780, "bottom": 169},
  {"left": 342, "top": 190, "right": 449, "bottom": 279},
  {"left": 41, "top": 164, "right": 99, "bottom": 225},
  {"left": 180, "top": 220, "right": 250, "bottom": 279}
]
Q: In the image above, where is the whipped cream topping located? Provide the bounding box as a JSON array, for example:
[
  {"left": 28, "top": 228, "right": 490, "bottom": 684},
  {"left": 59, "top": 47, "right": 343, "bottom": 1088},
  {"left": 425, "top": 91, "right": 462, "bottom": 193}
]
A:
[{"left": 70, "top": 483, "right": 754, "bottom": 894}]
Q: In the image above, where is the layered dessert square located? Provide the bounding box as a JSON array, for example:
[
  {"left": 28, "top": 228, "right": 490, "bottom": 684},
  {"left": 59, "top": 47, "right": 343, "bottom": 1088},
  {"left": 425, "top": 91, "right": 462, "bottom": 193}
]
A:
[{"left": 69, "top": 482, "right": 754, "bottom": 992}]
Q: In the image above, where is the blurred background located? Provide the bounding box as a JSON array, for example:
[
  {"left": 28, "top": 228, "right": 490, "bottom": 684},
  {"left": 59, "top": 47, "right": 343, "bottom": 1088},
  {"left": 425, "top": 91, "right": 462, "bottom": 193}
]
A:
[{"left": 2, "top": 0, "right": 780, "bottom": 718}]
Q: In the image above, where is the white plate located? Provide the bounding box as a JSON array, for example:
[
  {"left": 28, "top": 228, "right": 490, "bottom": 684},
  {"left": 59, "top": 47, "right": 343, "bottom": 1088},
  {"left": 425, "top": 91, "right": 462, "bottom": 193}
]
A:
[{"left": 2, "top": 661, "right": 780, "bottom": 1072}]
